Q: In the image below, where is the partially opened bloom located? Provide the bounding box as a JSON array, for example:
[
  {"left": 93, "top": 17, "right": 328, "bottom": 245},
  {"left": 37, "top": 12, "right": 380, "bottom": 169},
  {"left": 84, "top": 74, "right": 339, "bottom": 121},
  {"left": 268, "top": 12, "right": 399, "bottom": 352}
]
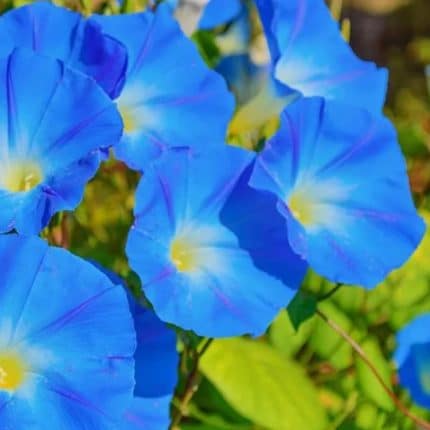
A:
[
  {"left": 0, "top": 49, "right": 122, "bottom": 234},
  {"left": 254, "top": 0, "right": 388, "bottom": 112},
  {"left": 0, "top": 2, "right": 127, "bottom": 99},
  {"left": 0, "top": 234, "right": 136, "bottom": 429},
  {"left": 250, "top": 97, "right": 425, "bottom": 288},
  {"left": 121, "top": 303, "right": 178, "bottom": 430},
  {"left": 229, "top": 0, "right": 388, "bottom": 143},
  {"left": 92, "top": 5, "right": 234, "bottom": 171},
  {"left": 126, "top": 145, "right": 307, "bottom": 337},
  {"left": 395, "top": 315, "right": 430, "bottom": 409}
]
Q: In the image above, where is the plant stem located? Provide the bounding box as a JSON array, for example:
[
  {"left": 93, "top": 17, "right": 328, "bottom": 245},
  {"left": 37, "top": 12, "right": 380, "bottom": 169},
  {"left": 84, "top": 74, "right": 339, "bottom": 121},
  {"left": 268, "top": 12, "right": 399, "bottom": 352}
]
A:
[
  {"left": 317, "top": 283, "right": 343, "bottom": 302},
  {"left": 170, "top": 338, "right": 213, "bottom": 429},
  {"left": 316, "top": 308, "right": 430, "bottom": 430}
]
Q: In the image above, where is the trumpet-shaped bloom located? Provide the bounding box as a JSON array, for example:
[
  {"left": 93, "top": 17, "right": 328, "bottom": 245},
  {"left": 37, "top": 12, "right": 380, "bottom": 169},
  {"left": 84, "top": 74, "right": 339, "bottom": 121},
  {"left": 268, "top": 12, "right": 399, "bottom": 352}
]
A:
[
  {"left": 121, "top": 304, "right": 178, "bottom": 430},
  {"left": 0, "top": 49, "right": 122, "bottom": 235},
  {"left": 0, "top": 234, "right": 136, "bottom": 429},
  {"left": 254, "top": 0, "right": 388, "bottom": 113},
  {"left": 250, "top": 97, "right": 425, "bottom": 288},
  {"left": 395, "top": 315, "right": 430, "bottom": 409},
  {"left": 0, "top": 2, "right": 127, "bottom": 99},
  {"left": 92, "top": 5, "right": 234, "bottom": 171},
  {"left": 126, "top": 145, "right": 307, "bottom": 337}
]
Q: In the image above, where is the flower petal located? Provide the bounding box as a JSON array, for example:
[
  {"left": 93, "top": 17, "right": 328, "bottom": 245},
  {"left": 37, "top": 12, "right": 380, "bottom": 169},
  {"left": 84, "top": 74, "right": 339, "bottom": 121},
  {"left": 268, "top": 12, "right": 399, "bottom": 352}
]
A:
[
  {"left": 250, "top": 97, "right": 424, "bottom": 288},
  {"left": 0, "top": 49, "right": 122, "bottom": 234},
  {"left": 127, "top": 145, "right": 306, "bottom": 337},
  {"left": 255, "top": 0, "right": 388, "bottom": 113},
  {"left": 130, "top": 306, "right": 178, "bottom": 399},
  {"left": 0, "top": 2, "right": 127, "bottom": 98},
  {"left": 395, "top": 315, "right": 430, "bottom": 409},
  {"left": 92, "top": 5, "right": 234, "bottom": 171},
  {"left": 121, "top": 396, "right": 171, "bottom": 430},
  {"left": 0, "top": 235, "right": 136, "bottom": 429}
]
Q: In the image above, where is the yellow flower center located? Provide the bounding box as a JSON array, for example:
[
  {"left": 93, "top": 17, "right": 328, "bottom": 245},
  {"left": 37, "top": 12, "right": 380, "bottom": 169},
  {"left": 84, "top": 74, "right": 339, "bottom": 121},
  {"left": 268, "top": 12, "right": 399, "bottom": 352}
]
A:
[
  {"left": 0, "top": 351, "right": 27, "bottom": 391},
  {"left": 288, "top": 190, "right": 316, "bottom": 226},
  {"left": 119, "top": 105, "right": 137, "bottom": 134},
  {"left": 170, "top": 237, "right": 199, "bottom": 273},
  {"left": 3, "top": 161, "right": 43, "bottom": 193}
]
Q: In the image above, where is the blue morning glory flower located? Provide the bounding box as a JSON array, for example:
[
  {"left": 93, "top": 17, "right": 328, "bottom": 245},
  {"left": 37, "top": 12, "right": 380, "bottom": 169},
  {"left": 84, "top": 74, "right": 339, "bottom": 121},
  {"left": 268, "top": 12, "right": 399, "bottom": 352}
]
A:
[
  {"left": 0, "top": 2, "right": 127, "bottom": 99},
  {"left": 126, "top": 145, "right": 307, "bottom": 337},
  {"left": 254, "top": 0, "right": 388, "bottom": 113},
  {"left": 0, "top": 234, "right": 136, "bottom": 429},
  {"left": 229, "top": 0, "right": 388, "bottom": 143},
  {"left": 0, "top": 49, "right": 122, "bottom": 235},
  {"left": 122, "top": 397, "right": 173, "bottom": 430},
  {"left": 395, "top": 314, "right": 430, "bottom": 409},
  {"left": 121, "top": 304, "right": 178, "bottom": 430},
  {"left": 87, "top": 263, "right": 179, "bottom": 429},
  {"left": 92, "top": 5, "right": 234, "bottom": 171},
  {"left": 249, "top": 97, "right": 425, "bottom": 288}
]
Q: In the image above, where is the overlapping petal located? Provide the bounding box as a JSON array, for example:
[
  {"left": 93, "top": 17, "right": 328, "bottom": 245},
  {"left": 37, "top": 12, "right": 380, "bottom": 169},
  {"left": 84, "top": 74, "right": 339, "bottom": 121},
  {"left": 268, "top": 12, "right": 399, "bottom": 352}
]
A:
[
  {"left": 90, "top": 263, "right": 178, "bottom": 429},
  {"left": 0, "top": 49, "right": 123, "bottom": 234},
  {"left": 0, "top": 235, "right": 136, "bottom": 429},
  {"left": 254, "top": 0, "right": 388, "bottom": 113},
  {"left": 0, "top": 2, "right": 127, "bottom": 99},
  {"left": 250, "top": 97, "right": 425, "bottom": 288},
  {"left": 122, "top": 397, "right": 172, "bottom": 430},
  {"left": 126, "top": 145, "right": 307, "bottom": 337},
  {"left": 121, "top": 304, "right": 178, "bottom": 429},
  {"left": 395, "top": 315, "right": 430, "bottom": 409},
  {"left": 92, "top": 5, "right": 234, "bottom": 171},
  {"left": 131, "top": 306, "right": 178, "bottom": 398}
]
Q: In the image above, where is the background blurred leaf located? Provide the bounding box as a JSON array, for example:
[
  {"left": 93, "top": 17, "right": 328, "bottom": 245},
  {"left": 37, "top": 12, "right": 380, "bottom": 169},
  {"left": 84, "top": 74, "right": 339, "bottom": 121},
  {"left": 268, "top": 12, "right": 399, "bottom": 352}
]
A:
[
  {"left": 269, "top": 310, "right": 315, "bottom": 358},
  {"left": 200, "top": 338, "right": 327, "bottom": 430},
  {"left": 355, "top": 337, "right": 395, "bottom": 412},
  {"left": 309, "top": 302, "right": 356, "bottom": 371}
]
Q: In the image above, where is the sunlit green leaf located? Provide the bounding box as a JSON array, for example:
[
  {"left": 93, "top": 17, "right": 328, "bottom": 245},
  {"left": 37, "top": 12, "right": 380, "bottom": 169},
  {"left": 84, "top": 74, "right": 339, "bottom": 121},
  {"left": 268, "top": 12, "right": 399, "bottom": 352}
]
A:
[
  {"left": 355, "top": 338, "right": 394, "bottom": 412},
  {"left": 269, "top": 310, "right": 315, "bottom": 357},
  {"left": 200, "top": 338, "right": 327, "bottom": 430}
]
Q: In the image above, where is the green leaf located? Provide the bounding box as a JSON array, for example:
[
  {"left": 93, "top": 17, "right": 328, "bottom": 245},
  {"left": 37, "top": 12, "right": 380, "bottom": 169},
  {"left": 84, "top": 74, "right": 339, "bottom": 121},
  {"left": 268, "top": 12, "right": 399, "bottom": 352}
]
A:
[
  {"left": 308, "top": 302, "right": 355, "bottom": 370},
  {"left": 194, "top": 379, "right": 251, "bottom": 425},
  {"left": 355, "top": 337, "right": 394, "bottom": 412},
  {"left": 355, "top": 402, "right": 380, "bottom": 429},
  {"left": 192, "top": 31, "right": 221, "bottom": 68},
  {"left": 200, "top": 338, "right": 327, "bottom": 430},
  {"left": 269, "top": 310, "right": 315, "bottom": 357},
  {"left": 287, "top": 291, "right": 317, "bottom": 331}
]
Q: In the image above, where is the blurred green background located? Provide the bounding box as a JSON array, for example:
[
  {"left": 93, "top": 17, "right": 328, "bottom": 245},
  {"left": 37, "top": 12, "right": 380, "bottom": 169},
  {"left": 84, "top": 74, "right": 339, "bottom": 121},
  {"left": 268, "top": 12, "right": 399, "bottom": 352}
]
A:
[{"left": 3, "top": 0, "right": 430, "bottom": 428}]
